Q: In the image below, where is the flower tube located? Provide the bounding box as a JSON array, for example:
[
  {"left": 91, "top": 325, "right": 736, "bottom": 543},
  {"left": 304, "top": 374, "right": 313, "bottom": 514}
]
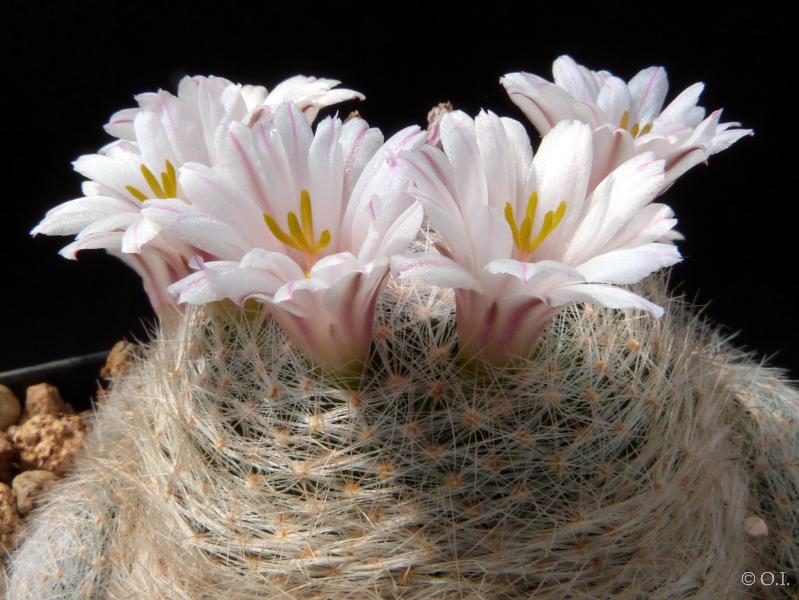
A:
[{"left": 393, "top": 110, "right": 680, "bottom": 365}]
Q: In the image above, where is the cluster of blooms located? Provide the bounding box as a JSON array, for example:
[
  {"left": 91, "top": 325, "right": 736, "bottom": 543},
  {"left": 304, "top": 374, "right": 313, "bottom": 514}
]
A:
[{"left": 33, "top": 57, "right": 750, "bottom": 370}]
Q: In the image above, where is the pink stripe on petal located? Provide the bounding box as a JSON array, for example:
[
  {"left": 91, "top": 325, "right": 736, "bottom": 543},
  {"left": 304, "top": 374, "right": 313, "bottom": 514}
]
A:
[{"left": 227, "top": 128, "right": 271, "bottom": 209}]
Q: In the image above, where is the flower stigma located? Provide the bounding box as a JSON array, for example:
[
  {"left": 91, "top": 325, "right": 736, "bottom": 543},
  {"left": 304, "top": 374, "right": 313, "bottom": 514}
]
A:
[
  {"left": 504, "top": 191, "right": 566, "bottom": 258},
  {"left": 618, "top": 111, "right": 653, "bottom": 138},
  {"left": 126, "top": 160, "right": 178, "bottom": 201},
  {"left": 263, "top": 189, "right": 331, "bottom": 275}
]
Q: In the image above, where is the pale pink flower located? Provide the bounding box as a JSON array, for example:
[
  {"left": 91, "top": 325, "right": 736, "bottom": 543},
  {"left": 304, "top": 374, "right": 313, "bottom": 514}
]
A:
[
  {"left": 158, "top": 103, "right": 425, "bottom": 371},
  {"left": 31, "top": 75, "right": 362, "bottom": 319},
  {"left": 393, "top": 110, "right": 680, "bottom": 365},
  {"left": 501, "top": 55, "right": 751, "bottom": 189}
]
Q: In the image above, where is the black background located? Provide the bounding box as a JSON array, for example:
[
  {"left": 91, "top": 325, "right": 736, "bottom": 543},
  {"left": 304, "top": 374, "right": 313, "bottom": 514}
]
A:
[{"left": 2, "top": 1, "right": 796, "bottom": 379}]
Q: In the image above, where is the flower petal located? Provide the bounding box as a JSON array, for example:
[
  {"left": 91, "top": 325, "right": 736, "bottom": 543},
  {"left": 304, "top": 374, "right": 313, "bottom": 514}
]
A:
[
  {"left": 501, "top": 71, "right": 582, "bottom": 133},
  {"left": 121, "top": 216, "right": 162, "bottom": 253},
  {"left": 239, "top": 248, "right": 306, "bottom": 280},
  {"left": 340, "top": 117, "right": 384, "bottom": 198},
  {"left": 360, "top": 200, "right": 424, "bottom": 262},
  {"left": 530, "top": 120, "right": 593, "bottom": 255},
  {"left": 576, "top": 243, "right": 681, "bottom": 284},
  {"left": 475, "top": 110, "right": 516, "bottom": 210},
  {"left": 400, "top": 145, "right": 473, "bottom": 266},
  {"left": 31, "top": 196, "right": 137, "bottom": 236},
  {"left": 565, "top": 152, "right": 665, "bottom": 263},
  {"left": 391, "top": 252, "right": 481, "bottom": 291},
  {"left": 596, "top": 75, "right": 632, "bottom": 126},
  {"left": 177, "top": 163, "right": 272, "bottom": 249},
  {"left": 588, "top": 125, "right": 635, "bottom": 192},
  {"left": 141, "top": 199, "right": 251, "bottom": 260},
  {"left": 72, "top": 153, "right": 146, "bottom": 200},
  {"left": 486, "top": 258, "right": 584, "bottom": 286},
  {"left": 307, "top": 116, "right": 344, "bottom": 236},
  {"left": 657, "top": 82, "right": 706, "bottom": 128},
  {"left": 103, "top": 107, "right": 139, "bottom": 140},
  {"left": 552, "top": 55, "right": 600, "bottom": 103},
  {"left": 58, "top": 231, "right": 123, "bottom": 259},
  {"left": 547, "top": 283, "right": 665, "bottom": 317},
  {"left": 168, "top": 260, "right": 283, "bottom": 306},
  {"left": 628, "top": 66, "right": 668, "bottom": 125},
  {"left": 343, "top": 125, "right": 425, "bottom": 250},
  {"left": 308, "top": 251, "right": 360, "bottom": 283},
  {"left": 264, "top": 76, "right": 364, "bottom": 123},
  {"left": 439, "top": 111, "right": 488, "bottom": 216}
]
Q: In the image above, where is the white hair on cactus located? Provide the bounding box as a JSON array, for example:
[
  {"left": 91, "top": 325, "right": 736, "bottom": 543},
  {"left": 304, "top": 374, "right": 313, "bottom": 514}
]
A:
[{"left": 4, "top": 269, "right": 796, "bottom": 598}]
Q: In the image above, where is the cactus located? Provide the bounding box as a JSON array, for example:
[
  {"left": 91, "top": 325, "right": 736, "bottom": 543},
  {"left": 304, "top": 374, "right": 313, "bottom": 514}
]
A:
[
  {"left": 4, "top": 272, "right": 797, "bottom": 599},
  {"left": 16, "top": 59, "right": 778, "bottom": 598}
]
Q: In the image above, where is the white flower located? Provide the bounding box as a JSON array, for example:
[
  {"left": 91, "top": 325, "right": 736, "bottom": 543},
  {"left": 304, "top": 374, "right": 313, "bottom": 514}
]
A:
[
  {"left": 393, "top": 110, "right": 680, "bottom": 365},
  {"left": 501, "top": 55, "right": 751, "bottom": 189},
  {"left": 104, "top": 74, "right": 364, "bottom": 142},
  {"left": 31, "top": 75, "right": 363, "bottom": 318},
  {"left": 158, "top": 102, "right": 425, "bottom": 371}
]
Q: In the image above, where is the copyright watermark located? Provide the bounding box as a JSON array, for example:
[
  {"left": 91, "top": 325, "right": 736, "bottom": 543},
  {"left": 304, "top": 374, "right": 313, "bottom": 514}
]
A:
[{"left": 741, "top": 571, "right": 791, "bottom": 586}]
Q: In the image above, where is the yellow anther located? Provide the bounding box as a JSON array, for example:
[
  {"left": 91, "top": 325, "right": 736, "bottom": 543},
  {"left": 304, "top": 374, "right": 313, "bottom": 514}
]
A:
[
  {"left": 287, "top": 212, "right": 309, "bottom": 252},
  {"left": 125, "top": 185, "right": 148, "bottom": 202},
  {"left": 263, "top": 213, "right": 298, "bottom": 248},
  {"left": 126, "top": 160, "right": 178, "bottom": 201},
  {"left": 504, "top": 202, "right": 521, "bottom": 248},
  {"left": 618, "top": 111, "right": 652, "bottom": 138},
  {"left": 504, "top": 191, "right": 566, "bottom": 255},
  {"left": 300, "top": 190, "right": 314, "bottom": 247},
  {"left": 263, "top": 189, "right": 331, "bottom": 263}
]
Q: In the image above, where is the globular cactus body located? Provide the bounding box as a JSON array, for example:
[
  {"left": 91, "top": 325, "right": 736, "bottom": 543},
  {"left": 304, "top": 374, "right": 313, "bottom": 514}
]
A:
[{"left": 4, "top": 275, "right": 797, "bottom": 599}]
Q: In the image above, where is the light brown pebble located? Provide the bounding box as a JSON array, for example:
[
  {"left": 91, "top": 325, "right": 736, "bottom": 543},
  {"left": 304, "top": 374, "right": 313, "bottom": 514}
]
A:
[
  {"left": 11, "top": 414, "right": 87, "bottom": 473},
  {"left": 12, "top": 470, "right": 58, "bottom": 516},
  {"left": 743, "top": 515, "right": 769, "bottom": 538},
  {"left": 0, "top": 384, "right": 22, "bottom": 430},
  {"left": 0, "top": 482, "right": 20, "bottom": 554},
  {"left": 21, "top": 383, "right": 70, "bottom": 423},
  {"left": 0, "top": 432, "right": 16, "bottom": 483},
  {"left": 101, "top": 340, "right": 134, "bottom": 380}
]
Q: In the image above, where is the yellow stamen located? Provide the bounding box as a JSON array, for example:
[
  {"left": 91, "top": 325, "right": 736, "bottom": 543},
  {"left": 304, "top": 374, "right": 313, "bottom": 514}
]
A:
[
  {"left": 504, "top": 202, "right": 520, "bottom": 248},
  {"left": 618, "top": 111, "right": 652, "bottom": 138},
  {"left": 126, "top": 160, "right": 178, "bottom": 201},
  {"left": 125, "top": 185, "right": 148, "bottom": 202},
  {"left": 163, "top": 160, "right": 177, "bottom": 197},
  {"left": 518, "top": 215, "right": 533, "bottom": 247},
  {"left": 140, "top": 164, "right": 164, "bottom": 197},
  {"left": 263, "top": 213, "right": 298, "bottom": 247},
  {"left": 300, "top": 190, "right": 314, "bottom": 247},
  {"left": 263, "top": 189, "right": 331, "bottom": 265},
  {"left": 287, "top": 212, "right": 310, "bottom": 252},
  {"left": 524, "top": 190, "right": 537, "bottom": 222},
  {"left": 504, "top": 191, "right": 567, "bottom": 256}
]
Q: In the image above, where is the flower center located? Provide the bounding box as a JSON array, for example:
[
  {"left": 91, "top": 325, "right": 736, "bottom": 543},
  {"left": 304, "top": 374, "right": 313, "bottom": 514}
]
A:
[
  {"left": 263, "top": 189, "right": 331, "bottom": 275},
  {"left": 126, "top": 160, "right": 178, "bottom": 201},
  {"left": 618, "top": 111, "right": 653, "bottom": 138},
  {"left": 504, "top": 191, "right": 566, "bottom": 258}
]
